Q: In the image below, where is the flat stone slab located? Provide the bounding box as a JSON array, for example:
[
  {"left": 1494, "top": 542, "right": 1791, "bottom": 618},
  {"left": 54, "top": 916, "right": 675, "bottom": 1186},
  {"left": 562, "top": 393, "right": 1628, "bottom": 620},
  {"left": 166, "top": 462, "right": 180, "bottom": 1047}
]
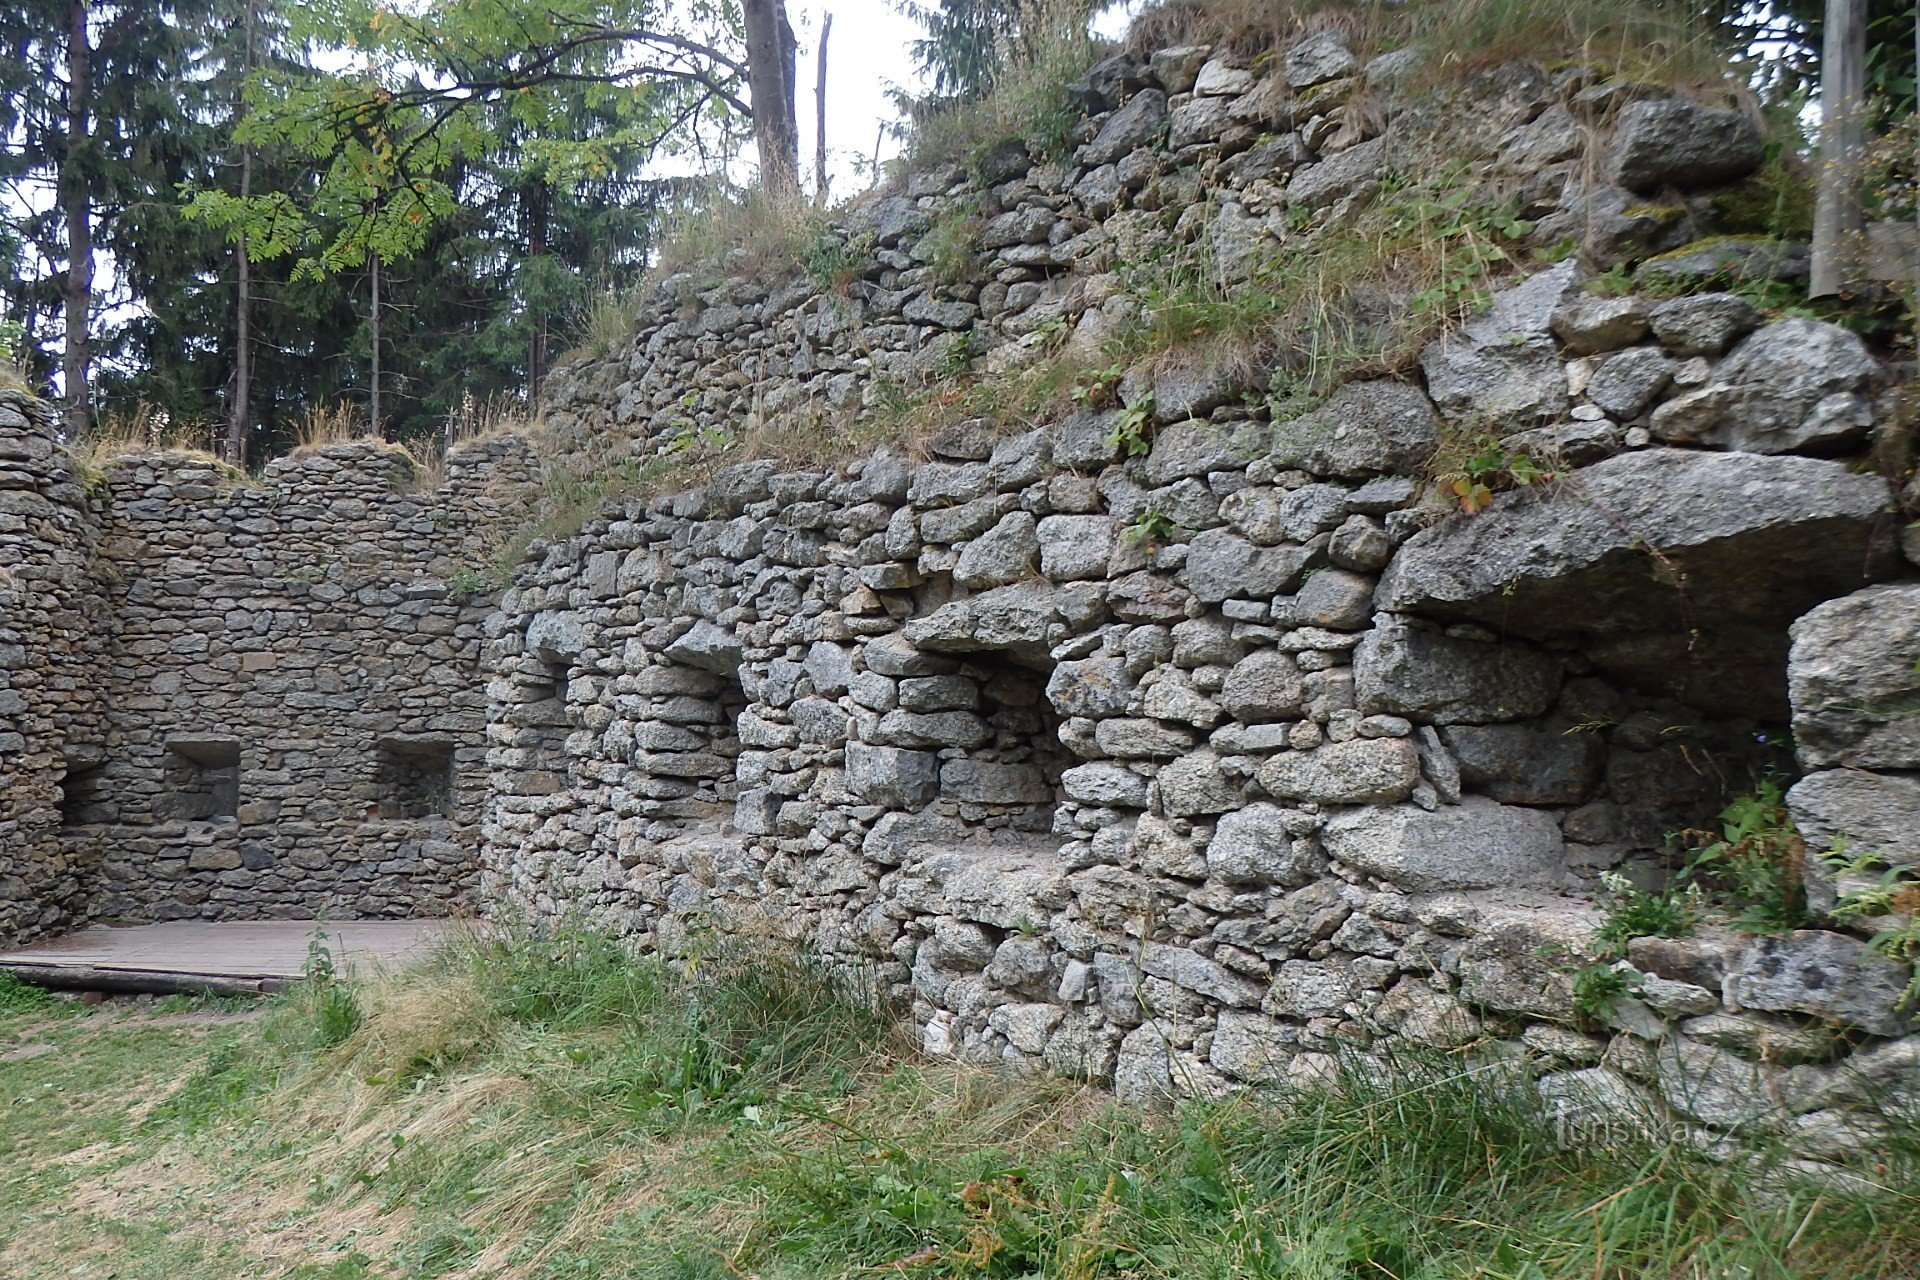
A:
[{"left": 0, "top": 920, "right": 454, "bottom": 995}]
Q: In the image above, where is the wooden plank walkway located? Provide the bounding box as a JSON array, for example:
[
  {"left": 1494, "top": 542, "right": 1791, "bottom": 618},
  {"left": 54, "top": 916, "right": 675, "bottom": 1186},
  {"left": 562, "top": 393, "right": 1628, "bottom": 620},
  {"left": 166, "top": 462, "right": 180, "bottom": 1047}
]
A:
[{"left": 0, "top": 920, "right": 456, "bottom": 995}]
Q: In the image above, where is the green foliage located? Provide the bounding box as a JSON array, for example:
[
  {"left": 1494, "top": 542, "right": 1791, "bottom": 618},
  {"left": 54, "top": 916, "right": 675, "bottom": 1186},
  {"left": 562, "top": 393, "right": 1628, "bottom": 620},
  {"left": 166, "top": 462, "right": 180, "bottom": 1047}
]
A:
[
  {"left": 11, "top": 922, "right": 1920, "bottom": 1278},
  {"left": 1125, "top": 505, "right": 1179, "bottom": 545},
  {"left": 905, "top": 0, "right": 1101, "bottom": 172},
  {"left": 1594, "top": 870, "right": 1703, "bottom": 956},
  {"left": 1431, "top": 435, "right": 1555, "bottom": 514},
  {"left": 802, "top": 228, "right": 872, "bottom": 294},
  {"left": 1829, "top": 849, "right": 1920, "bottom": 1006},
  {"left": 916, "top": 209, "right": 985, "bottom": 286},
  {"left": 1120, "top": 171, "right": 1539, "bottom": 411},
  {"left": 1105, "top": 394, "right": 1154, "bottom": 457},
  {"left": 0, "top": 971, "right": 56, "bottom": 1014},
  {"left": 1679, "top": 781, "right": 1811, "bottom": 934},
  {"left": 1571, "top": 963, "right": 1635, "bottom": 1019},
  {"left": 297, "top": 929, "right": 363, "bottom": 1049}
]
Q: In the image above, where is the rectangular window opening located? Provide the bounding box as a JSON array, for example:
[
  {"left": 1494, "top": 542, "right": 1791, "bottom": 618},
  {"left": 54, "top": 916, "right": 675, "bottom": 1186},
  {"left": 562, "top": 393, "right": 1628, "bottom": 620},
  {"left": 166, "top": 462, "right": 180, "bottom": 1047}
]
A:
[
  {"left": 164, "top": 738, "right": 241, "bottom": 822},
  {"left": 58, "top": 760, "right": 115, "bottom": 827},
  {"left": 375, "top": 738, "right": 456, "bottom": 820}
]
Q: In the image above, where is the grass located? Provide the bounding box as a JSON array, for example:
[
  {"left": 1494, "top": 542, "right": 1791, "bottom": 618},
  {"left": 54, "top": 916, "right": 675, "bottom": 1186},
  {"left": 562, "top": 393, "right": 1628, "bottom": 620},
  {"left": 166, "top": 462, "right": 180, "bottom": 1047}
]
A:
[
  {"left": 5, "top": 923, "right": 1920, "bottom": 1279},
  {"left": 1128, "top": 0, "right": 1742, "bottom": 93}
]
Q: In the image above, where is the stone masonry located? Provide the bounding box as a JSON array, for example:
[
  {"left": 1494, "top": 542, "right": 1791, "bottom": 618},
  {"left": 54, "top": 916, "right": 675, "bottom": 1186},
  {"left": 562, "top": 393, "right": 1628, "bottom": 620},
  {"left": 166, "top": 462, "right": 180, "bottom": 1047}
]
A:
[
  {"left": 0, "top": 420, "right": 539, "bottom": 946},
  {"left": 490, "top": 31, "right": 1920, "bottom": 1154},
  {"left": 3, "top": 24, "right": 1917, "bottom": 1160}
]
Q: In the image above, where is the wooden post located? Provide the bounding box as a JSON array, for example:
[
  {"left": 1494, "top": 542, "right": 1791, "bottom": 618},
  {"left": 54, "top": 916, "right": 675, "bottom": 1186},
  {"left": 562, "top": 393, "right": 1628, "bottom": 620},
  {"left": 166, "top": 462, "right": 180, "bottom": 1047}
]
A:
[{"left": 1811, "top": 0, "right": 1868, "bottom": 297}]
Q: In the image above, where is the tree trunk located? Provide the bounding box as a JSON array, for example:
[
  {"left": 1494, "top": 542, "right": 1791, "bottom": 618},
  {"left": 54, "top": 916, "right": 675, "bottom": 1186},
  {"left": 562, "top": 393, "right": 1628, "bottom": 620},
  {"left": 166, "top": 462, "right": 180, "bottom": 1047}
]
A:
[
  {"left": 526, "top": 180, "right": 549, "bottom": 405},
  {"left": 60, "top": 0, "right": 92, "bottom": 439},
  {"left": 226, "top": 0, "right": 256, "bottom": 465},
  {"left": 369, "top": 253, "right": 382, "bottom": 436},
  {"left": 814, "top": 13, "right": 832, "bottom": 203},
  {"left": 743, "top": 0, "right": 800, "bottom": 198},
  {"left": 1811, "top": 0, "right": 1868, "bottom": 297}
]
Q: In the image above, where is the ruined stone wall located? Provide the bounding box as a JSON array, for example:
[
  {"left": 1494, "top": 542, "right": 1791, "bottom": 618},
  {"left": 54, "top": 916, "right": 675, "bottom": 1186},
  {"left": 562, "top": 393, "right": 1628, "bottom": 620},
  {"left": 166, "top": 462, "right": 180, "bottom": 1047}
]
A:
[
  {"left": 492, "top": 30, "right": 1920, "bottom": 1155},
  {"left": 60, "top": 437, "right": 541, "bottom": 923},
  {"left": 0, "top": 390, "right": 109, "bottom": 947},
  {"left": 0, "top": 394, "right": 544, "bottom": 938}
]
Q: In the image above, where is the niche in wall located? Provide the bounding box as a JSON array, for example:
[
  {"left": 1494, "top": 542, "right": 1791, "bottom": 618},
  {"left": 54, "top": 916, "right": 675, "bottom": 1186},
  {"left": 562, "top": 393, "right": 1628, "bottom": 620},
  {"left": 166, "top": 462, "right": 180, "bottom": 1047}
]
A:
[
  {"left": 57, "top": 759, "right": 115, "bottom": 827},
  {"left": 374, "top": 737, "right": 456, "bottom": 819},
  {"left": 162, "top": 738, "right": 241, "bottom": 822}
]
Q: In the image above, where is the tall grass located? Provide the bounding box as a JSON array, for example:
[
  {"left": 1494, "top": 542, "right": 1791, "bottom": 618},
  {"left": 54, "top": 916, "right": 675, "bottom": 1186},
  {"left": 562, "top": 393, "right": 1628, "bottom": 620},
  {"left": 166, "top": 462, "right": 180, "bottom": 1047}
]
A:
[
  {"left": 1129, "top": 0, "right": 1739, "bottom": 91},
  {"left": 100, "top": 923, "right": 1920, "bottom": 1280}
]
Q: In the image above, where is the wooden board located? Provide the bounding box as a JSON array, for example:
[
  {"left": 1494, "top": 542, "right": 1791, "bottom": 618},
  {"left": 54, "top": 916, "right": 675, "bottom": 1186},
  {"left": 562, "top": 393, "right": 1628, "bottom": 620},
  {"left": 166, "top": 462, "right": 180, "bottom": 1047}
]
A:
[{"left": 0, "top": 920, "right": 456, "bottom": 996}]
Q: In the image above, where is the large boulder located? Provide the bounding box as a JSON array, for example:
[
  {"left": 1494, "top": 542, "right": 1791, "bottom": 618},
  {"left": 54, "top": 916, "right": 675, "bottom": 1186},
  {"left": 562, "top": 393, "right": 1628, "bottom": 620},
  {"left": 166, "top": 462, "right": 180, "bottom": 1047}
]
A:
[
  {"left": 1789, "top": 585, "right": 1920, "bottom": 770},
  {"left": 1419, "top": 261, "right": 1581, "bottom": 427},
  {"left": 1352, "top": 623, "right": 1561, "bottom": 724},
  {"left": 1647, "top": 318, "right": 1876, "bottom": 455},
  {"left": 1083, "top": 88, "right": 1168, "bottom": 165},
  {"left": 1256, "top": 738, "right": 1420, "bottom": 805},
  {"left": 906, "top": 582, "right": 1061, "bottom": 665},
  {"left": 1378, "top": 450, "right": 1896, "bottom": 716},
  {"left": 1787, "top": 768, "right": 1920, "bottom": 870},
  {"left": 1608, "top": 98, "right": 1764, "bottom": 192},
  {"left": 1724, "top": 930, "right": 1917, "bottom": 1038},
  {"left": 1270, "top": 380, "right": 1441, "bottom": 478},
  {"left": 1322, "top": 796, "right": 1568, "bottom": 891}
]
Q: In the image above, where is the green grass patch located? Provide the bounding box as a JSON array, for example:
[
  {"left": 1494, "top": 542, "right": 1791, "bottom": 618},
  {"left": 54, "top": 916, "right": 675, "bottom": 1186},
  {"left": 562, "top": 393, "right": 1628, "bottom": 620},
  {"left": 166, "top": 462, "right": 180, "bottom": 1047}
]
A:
[{"left": 4, "top": 926, "right": 1920, "bottom": 1278}]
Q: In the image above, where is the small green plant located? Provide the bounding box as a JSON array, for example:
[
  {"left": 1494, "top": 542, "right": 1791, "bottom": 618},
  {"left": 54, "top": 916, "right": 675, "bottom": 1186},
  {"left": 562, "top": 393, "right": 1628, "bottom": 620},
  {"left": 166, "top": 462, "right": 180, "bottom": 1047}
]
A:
[
  {"left": 801, "top": 227, "right": 870, "bottom": 293},
  {"left": 1828, "top": 848, "right": 1920, "bottom": 1007},
  {"left": 301, "top": 928, "right": 362, "bottom": 1048},
  {"left": 1594, "top": 870, "right": 1702, "bottom": 955},
  {"left": 1105, "top": 394, "right": 1154, "bottom": 457},
  {"left": 1678, "top": 781, "right": 1810, "bottom": 934},
  {"left": 1571, "top": 963, "right": 1634, "bottom": 1019},
  {"left": 916, "top": 210, "right": 983, "bottom": 286},
  {"left": 445, "top": 565, "right": 496, "bottom": 598},
  {"left": 1125, "top": 506, "right": 1179, "bottom": 546},
  {"left": 1434, "top": 436, "right": 1554, "bottom": 513},
  {"left": 0, "top": 315, "right": 28, "bottom": 388}
]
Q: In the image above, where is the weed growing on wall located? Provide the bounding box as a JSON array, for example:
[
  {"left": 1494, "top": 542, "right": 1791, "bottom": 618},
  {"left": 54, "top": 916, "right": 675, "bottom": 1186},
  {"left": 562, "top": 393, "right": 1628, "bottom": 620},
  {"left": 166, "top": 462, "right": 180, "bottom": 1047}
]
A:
[{"left": 1830, "top": 849, "right": 1920, "bottom": 1006}]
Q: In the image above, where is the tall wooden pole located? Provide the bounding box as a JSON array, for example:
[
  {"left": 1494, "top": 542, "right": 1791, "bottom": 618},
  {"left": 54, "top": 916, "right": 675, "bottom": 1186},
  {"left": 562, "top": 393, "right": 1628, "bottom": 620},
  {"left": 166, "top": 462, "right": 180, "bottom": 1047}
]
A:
[
  {"left": 226, "top": 0, "right": 257, "bottom": 466},
  {"left": 1811, "top": 0, "right": 1868, "bottom": 297}
]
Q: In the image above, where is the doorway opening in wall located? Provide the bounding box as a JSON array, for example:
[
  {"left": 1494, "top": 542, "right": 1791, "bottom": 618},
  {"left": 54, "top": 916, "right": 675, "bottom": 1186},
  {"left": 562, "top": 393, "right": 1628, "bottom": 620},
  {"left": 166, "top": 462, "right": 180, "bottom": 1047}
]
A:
[
  {"left": 939, "top": 651, "right": 1070, "bottom": 836},
  {"left": 57, "top": 760, "right": 115, "bottom": 827},
  {"left": 162, "top": 739, "right": 240, "bottom": 823},
  {"left": 374, "top": 738, "right": 456, "bottom": 819}
]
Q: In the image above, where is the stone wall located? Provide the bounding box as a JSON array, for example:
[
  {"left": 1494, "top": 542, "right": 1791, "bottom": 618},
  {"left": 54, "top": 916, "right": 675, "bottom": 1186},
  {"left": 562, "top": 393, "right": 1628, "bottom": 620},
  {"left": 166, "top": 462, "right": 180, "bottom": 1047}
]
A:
[
  {"left": 0, "top": 395, "right": 541, "bottom": 942},
  {"left": 0, "top": 390, "right": 108, "bottom": 947},
  {"left": 64, "top": 436, "right": 540, "bottom": 923},
  {"left": 491, "top": 30, "right": 1920, "bottom": 1155}
]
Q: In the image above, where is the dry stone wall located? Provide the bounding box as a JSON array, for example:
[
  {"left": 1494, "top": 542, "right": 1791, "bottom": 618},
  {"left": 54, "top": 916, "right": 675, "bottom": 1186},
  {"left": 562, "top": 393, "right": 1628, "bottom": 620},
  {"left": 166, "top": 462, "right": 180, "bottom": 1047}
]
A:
[
  {"left": 0, "top": 390, "right": 109, "bottom": 946},
  {"left": 1, "top": 22, "right": 1915, "bottom": 1162},
  {"left": 0, "top": 403, "right": 540, "bottom": 945},
  {"left": 68, "top": 438, "right": 540, "bottom": 924},
  {"left": 495, "top": 30, "right": 1920, "bottom": 1156}
]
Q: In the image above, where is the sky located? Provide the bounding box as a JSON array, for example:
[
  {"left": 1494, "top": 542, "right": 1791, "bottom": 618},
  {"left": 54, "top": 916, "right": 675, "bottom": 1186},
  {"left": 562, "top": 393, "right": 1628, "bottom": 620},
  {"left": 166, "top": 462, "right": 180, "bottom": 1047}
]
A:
[
  {"left": 770, "top": 0, "right": 1141, "bottom": 197},
  {"left": 786, "top": 0, "right": 929, "bottom": 196}
]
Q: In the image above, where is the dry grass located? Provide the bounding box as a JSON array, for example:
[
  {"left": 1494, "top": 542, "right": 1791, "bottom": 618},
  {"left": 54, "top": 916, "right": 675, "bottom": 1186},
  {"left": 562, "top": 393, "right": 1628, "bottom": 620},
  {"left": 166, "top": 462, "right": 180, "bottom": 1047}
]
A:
[
  {"left": 1128, "top": 0, "right": 1741, "bottom": 93},
  {"left": 291, "top": 400, "right": 367, "bottom": 450},
  {"left": 65, "top": 402, "right": 231, "bottom": 475},
  {"left": 903, "top": 0, "right": 1106, "bottom": 174}
]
